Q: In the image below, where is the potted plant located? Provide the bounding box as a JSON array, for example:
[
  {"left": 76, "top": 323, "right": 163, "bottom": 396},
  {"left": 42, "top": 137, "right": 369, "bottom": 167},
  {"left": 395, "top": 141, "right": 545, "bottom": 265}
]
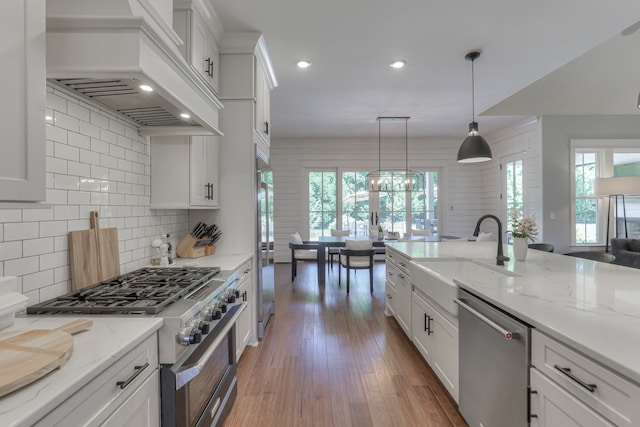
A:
[{"left": 509, "top": 210, "right": 538, "bottom": 261}]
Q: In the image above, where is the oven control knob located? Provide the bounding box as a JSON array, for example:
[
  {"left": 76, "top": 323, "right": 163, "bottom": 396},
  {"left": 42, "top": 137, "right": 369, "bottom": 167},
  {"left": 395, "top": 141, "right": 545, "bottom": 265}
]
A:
[
  {"left": 227, "top": 294, "right": 236, "bottom": 303},
  {"left": 233, "top": 289, "right": 240, "bottom": 299},
  {"left": 219, "top": 303, "right": 227, "bottom": 313},
  {"left": 191, "top": 329, "right": 202, "bottom": 344},
  {"left": 212, "top": 309, "right": 222, "bottom": 320},
  {"left": 199, "top": 321, "right": 210, "bottom": 335}
]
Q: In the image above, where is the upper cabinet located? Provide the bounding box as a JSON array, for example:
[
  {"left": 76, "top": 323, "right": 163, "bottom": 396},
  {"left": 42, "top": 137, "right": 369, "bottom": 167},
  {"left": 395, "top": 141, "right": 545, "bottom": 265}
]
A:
[
  {"left": 219, "top": 33, "right": 278, "bottom": 160},
  {"left": 150, "top": 135, "right": 219, "bottom": 209},
  {"left": 0, "top": 0, "right": 46, "bottom": 203},
  {"left": 173, "top": 0, "right": 223, "bottom": 95}
]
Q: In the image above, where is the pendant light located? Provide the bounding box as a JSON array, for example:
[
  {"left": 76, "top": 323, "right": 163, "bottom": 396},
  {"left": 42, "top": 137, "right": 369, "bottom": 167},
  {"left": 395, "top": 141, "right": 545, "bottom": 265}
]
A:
[
  {"left": 368, "top": 116, "right": 423, "bottom": 193},
  {"left": 457, "top": 51, "right": 492, "bottom": 163}
]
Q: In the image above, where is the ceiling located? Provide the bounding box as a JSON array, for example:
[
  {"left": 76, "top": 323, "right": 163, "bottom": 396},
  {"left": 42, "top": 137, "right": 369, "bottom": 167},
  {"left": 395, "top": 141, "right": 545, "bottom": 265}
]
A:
[{"left": 210, "top": 0, "right": 640, "bottom": 140}]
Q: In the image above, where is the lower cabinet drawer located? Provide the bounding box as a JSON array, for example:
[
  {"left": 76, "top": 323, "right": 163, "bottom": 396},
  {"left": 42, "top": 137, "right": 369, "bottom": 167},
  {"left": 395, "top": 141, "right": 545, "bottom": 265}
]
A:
[
  {"left": 35, "top": 333, "right": 159, "bottom": 426},
  {"left": 531, "top": 330, "right": 640, "bottom": 426}
]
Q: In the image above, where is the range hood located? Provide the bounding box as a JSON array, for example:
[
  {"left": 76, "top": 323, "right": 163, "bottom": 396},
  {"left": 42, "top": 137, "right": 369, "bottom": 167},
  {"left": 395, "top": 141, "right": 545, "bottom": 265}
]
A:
[{"left": 46, "top": 0, "right": 223, "bottom": 135}]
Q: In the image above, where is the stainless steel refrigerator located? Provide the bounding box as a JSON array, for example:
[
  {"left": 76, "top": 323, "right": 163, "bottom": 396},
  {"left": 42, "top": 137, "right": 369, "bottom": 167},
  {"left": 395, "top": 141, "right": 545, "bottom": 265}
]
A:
[{"left": 256, "top": 155, "right": 274, "bottom": 338}]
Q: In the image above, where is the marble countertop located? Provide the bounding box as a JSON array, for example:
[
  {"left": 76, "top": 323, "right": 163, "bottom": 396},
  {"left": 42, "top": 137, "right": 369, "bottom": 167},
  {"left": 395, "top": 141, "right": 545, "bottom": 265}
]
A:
[
  {"left": 168, "top": 252, "right": 252, "bottom": 272},
  {"left": 387, "top": 241, "right": 640, "bottom": 385},
  {"left": 0, "top": 316, "right": 162, "bottom": 427}
]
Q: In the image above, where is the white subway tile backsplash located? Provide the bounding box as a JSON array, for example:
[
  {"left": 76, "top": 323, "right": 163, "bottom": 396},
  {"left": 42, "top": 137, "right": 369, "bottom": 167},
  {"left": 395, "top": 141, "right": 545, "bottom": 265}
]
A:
[
  {"left": 53, "top": 174, "right": 80, "bottom": 191},
  {"left": 118, "top": 182, "right": 133, "bottom": 194},
  {"left": 68, "top": 131, "right": 91, "bottom": 150},
  {"left": 5, "top": 256, "right": 39, "bottom": 277},
  {"left": 125, "top": 149, "right": 138, "bottom": 162},
  {"left": 54, "top": 266, "right": 69, "bottom": 284},
  {"left": 118, "top": 159, "right": 133, "bottom": 172},
  {"left": 46, "top": 139, "right": 55, "bottom": 157},
  {"left": 54, "top": 236, "right": 68, "bottom": 252},
  {"left": 39, "top": 221, "right": 69, "bottom": 238},
  {"left": 23, "top": 208, "right": 54, "bottom": 222},
  {"left": 110, "top": 169, "right": 125, "bottom": 182},
  {"left": 90, "top": 110, "right": 109, "bottom": 129},
  {"left": 91, "top": 138, "right": 109, "bottom": 155},
  {"left": 47, "top": 91, "right": 67, "bottom": 112},
  {"left": 67, "top": 102, "right": 90, "bottom": 122},
  {"left": 125, "top": 195, "right": 139, "bottom": 206},
  {"left": 46, "top": 124, "right": 68, "bottom": 144},
  {"left": 109, "top": 119, "right": 125, "bottom": 135},
  {"left": 117, "top": 134, "right": 133, "bottom": 150},
  {"left": 68, "top": 161, "right": 91, "bottom": 177},
  {"left": 5, "top": 222, "right": 39, "bottom": 241},
  {"left": 79, "top": 121, "right": 100, "bottom": 139},
  {"left": 46, "top": 189, "right": 68, "bottom": 205},
  {"left": 0, "top": 210, "right": 23, "bottom": 223},
  {"left": 91, "top": 192, "right": 109, "bottom": 205},
  {"left": 79, "top": 177, "right": 100, "bottom": 192},
  {"left": 53, "top": 205, "right": 79, "bottom": 221},
  {"left": 90, "top": 165, "right": 109, "bottom": 180},
  {"left": 67, "top": 191, "right": 91, "bottom": 205},
  {"left": 124, "top": 126, "right": 138, "bottom": 140},
  {"left": 40, "top": 282, "right": 68, "bottom": 302},
  {"left": 100, "top": 154, "right": 118, "bottom": 169},
  {"left": 40, "top": 251, "right": 69, "bottom": 270},
  {"left": 125, "top": 172, "right": 138, "bottom": 184},
  {"left": 67, "top": 219, "right": 90, "bottom": 232},
  {"left": 23, "top": 238, "right": 54, "bottom": 257},
  {"left": 54, "top": 112, "right": 80, "bottom": 132},
  {"left": 23, "top": 270, "right": 54, "bottom": 293},
  {"left": 110, "top": 144, "right": 125, "bottom": 159},
  {"left": 54, "top": 142, "right": 80, "bottom": 162},
  {"left": 100, "top": 129, "right": 117, "bottom": 144},
  {"left": 79, "top": 149, "right": 101, "bottom": 166},
  {"left": 46, "top": 157, "right": 67, "bottom": 174},
  {"left": 0, "top": 241, "right": 23, "bottom": 261}
]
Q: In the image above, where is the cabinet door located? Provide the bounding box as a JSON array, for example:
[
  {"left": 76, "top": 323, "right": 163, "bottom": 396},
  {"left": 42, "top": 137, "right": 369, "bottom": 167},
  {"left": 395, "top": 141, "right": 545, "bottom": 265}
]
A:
[
  {"left": 385, "top": 279, "right": 397, "bottom": 317},
  {"left": 530, "top": 368, "right": 614, "bottom": 427},
  {"left": 254, "top": 65, "right": 270, "bottom": 145},
  {"left": 102, "top": 371, "right": 160, "bottom": 427},
  {"left": 412, "top": 294, "right": 434, "bottom": 363},
  {"left": 189, "top": 136, "right": 219, "bottom": 207},
  {"left": 395, "top": 271, "right": 411, "bottom": 337},
  {"left": 235, "top": 270, "right": 252, "bottom": 360},
  {"left": 0, "top": 0, "right": 45, "bottom": 202}
]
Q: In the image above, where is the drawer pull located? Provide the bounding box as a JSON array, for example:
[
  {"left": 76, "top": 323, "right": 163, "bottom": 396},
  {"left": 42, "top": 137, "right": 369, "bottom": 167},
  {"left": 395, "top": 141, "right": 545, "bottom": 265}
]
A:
[
  {"left": 553, "top": 364, "right": 597, "bottom": 393},
  {"left": 116, "top": 362, "right": 149, "bottom": 390}
]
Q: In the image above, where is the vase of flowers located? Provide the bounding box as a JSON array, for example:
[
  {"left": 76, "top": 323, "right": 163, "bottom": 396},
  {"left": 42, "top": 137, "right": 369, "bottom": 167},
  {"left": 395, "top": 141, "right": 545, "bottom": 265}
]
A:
[{"left": 510, "top": 211, "right": 538, "bottom": 261}]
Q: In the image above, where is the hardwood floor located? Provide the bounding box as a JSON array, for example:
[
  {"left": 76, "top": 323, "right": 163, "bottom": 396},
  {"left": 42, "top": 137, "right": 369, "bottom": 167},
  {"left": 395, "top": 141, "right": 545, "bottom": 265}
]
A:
[{"left": 224, "top": 261, "right": 467, "bottom": 427}]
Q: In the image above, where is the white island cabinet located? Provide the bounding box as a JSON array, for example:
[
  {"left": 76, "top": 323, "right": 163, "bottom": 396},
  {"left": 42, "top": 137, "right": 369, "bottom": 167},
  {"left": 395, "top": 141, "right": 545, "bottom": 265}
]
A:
[
  {"left": 234, "top": 258, "right": 253, "bottom": 360},
  {"left": 385, "top": 247, "right": 411, "bottom": 337},
  {"left": 385, "top": 240, "right": 640, "bottom": 425},
  {"left": 0, "top": 317, "right": 162, "bottom": 427},
  {"left": 0, "top": 0, "right": 46, "bottom": 203}
]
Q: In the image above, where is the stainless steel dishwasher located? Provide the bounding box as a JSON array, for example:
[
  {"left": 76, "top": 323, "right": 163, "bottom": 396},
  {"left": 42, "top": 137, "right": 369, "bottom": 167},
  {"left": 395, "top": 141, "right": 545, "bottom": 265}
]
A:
[{"left": 454, "top": 288, "right": 531, "bottom": 427}]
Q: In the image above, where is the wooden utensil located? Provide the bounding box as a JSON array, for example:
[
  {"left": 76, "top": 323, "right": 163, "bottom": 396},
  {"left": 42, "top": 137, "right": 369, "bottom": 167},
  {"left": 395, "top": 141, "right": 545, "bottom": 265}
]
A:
[
  {"left": 69, "top": 211, "right": 120, "bottom": 291},
  {"left": 0, "top": 319, "right": 93, "bottom": 397}
]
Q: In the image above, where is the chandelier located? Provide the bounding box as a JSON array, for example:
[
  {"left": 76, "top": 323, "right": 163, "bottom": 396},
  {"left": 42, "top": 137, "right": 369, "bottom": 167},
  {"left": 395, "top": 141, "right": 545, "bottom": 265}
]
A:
[{"left": 367, "top": 116, "right": 423, "bottom": 192}]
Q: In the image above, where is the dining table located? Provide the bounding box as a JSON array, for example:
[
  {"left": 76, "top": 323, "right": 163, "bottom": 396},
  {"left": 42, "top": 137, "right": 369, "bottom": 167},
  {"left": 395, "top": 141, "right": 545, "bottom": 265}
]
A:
[{"left": 313, "top": 235, "right": 440, "bottom": 285}]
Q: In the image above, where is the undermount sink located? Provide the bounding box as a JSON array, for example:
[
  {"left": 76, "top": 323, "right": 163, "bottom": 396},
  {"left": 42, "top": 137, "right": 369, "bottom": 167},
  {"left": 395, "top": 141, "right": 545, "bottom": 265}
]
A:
[{"left": 412, "top": 259, "right": 520, "bottom": 316}]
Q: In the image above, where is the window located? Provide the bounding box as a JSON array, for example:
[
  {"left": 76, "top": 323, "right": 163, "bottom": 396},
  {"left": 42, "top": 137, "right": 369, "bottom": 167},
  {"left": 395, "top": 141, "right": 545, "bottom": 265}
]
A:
[
  {"left": 308, "top": 171, "right": 336, "bottom": 239},
  {"left": 341, "top": 171, "right": 369, "bottom": 236},
  {"left": 410, "top": 172, "right": 438, "bottom": 234},
  {"left": 570, "top": 140, "right": 640, "bottom": 245},
  {"left": 502, "top": 154, "right": 524, "bottom": 243}
]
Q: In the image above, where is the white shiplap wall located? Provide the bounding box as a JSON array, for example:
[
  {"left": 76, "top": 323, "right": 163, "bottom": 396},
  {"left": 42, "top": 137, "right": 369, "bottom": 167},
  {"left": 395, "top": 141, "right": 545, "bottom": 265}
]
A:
[
  {"left": 270, "top": 136, "right": 488, "bottom": 262},
  {"left": 0, "top": 84, "right": 190, "bottom": 304}
]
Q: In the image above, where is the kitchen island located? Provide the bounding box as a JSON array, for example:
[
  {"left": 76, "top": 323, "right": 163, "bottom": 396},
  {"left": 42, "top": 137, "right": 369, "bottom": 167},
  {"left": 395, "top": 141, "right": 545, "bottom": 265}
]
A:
[{"left": 387, "top": 240, "right": 640, "bottom": 426}]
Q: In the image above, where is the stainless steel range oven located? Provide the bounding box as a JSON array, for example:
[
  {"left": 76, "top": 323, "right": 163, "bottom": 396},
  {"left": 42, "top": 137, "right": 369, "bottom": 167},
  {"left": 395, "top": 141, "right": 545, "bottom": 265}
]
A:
[{"left": 27, "top": 267, "right": 246, "bottom": 427}]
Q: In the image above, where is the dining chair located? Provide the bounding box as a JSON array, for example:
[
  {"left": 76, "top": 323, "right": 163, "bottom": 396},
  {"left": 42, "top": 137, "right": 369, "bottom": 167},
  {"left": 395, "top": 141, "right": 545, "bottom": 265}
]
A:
[
  {"left": 328, "top": 229, "right": 350, "bottom": 268},
  {"left": 528, "top": 243, "right": 554, "bottom": 253},
  {"left": 289, "top": 232, "right": 319, "bottom": 281},
  {"left": 564, "top": 251, "right": 615, "bottom": 263},
  {"left": 338, "top": 240, "right": 375, "bottom": 294}
]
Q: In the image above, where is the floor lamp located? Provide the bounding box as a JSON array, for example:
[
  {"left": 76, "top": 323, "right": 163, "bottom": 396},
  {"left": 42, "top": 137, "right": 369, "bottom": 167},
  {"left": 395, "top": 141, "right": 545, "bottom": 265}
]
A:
[{"left": 593, "top": 176, "right": 640, "bottom": 253}]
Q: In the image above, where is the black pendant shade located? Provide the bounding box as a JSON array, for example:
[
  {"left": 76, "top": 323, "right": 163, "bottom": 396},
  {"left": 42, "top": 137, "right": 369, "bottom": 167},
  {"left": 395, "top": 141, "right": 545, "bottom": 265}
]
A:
[
  {"left": 457, "top": 121, "right": 492, "bottom": 163},
  {"left": 457, "top": 51, "right": 492, "bottom": 163}
]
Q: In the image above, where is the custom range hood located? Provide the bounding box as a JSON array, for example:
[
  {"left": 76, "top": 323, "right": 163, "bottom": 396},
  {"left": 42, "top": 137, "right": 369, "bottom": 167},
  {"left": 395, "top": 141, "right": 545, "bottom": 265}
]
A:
[{"left": 46, "top": 0, "right": 223, "bottom": 135}]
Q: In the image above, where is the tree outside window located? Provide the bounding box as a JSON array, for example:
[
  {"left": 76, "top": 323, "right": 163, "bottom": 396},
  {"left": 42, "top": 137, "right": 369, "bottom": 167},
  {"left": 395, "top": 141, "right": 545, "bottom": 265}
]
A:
[{"left": 308, "top": 171, "right": 336, "bottom": 239}]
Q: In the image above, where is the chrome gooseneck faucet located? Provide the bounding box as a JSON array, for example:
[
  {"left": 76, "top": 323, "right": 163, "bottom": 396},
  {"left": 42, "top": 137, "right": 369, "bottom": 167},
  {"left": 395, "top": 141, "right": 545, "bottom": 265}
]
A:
[{"left": 473, "top": 214, "right": 510, "bottom": 266}]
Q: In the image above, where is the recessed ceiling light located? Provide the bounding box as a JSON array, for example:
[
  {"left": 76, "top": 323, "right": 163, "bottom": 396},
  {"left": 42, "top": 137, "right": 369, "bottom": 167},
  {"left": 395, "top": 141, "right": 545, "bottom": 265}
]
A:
[
  {"left": 390, "top": 60, "right": 406, "bottom": 69},
  {"left": 180, "top": 113, "right": 191, "bottom": 119},
  {"left": 139, "top": 84, "right": 153, "bottom": 92},
  {"left": 297, "top": 60, "right": 311, "bottom": 69}
]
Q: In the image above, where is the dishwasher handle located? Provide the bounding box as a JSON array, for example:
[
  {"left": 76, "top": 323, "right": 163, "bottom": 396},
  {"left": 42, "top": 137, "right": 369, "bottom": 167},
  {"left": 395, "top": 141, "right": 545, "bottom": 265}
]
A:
[{"left": 453, "top": 298, "right": 518, "bottom": 340}]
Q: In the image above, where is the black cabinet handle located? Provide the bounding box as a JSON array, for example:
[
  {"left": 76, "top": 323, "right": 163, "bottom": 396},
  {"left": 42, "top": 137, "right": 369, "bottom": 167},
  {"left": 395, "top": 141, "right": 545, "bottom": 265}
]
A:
[
  {"left": 205, "top": 58, "right": 213, "bottom": 77},
  {"left": 426, "top": 315, "right": 433, "bottom": 335},
  {"left": 243, "top": 291, "right": 247, "bottom": 301},
  {"left": 264, "top": 121, "right": 269, "bottom": 135},
  {"left": 553, "top": 365, "right": 597, "bottom": 392},
  {"left": 116, "top": 362, "right": 149, "bottom": 390},
  {"left": 424, "top": 313, "right": 428, "bottom": 331}
]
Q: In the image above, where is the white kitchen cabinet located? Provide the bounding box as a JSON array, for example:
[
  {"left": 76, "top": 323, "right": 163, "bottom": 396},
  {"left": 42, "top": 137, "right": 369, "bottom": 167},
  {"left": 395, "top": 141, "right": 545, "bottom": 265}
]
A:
[
  {"left": 254, "top": 61, "right": 271, "bottom": 147},
  {"left": 0, "top": 0, "right": 46, "bottom": 203},
  {"left": 384, "top": 271, "right": 398, "bottom": 317},
  {"left": 386, "top": 248, "right": 412, "bottom": 337},
  {"left": 35, "top": 333, "right": 159, "bottom": 426},
  {"left": 530, "top": 329, "right": 640, "bottom": 426},
  {"left": 151, "top": 135, "right": 219, "bottom": 209},
  {"left": 173, "top": 0, "right": 221, "bottom": 94},
  {"left": 530, "top": 368, "right": 613, "bottom": 427},
  {"left": 234, "top": 259, "right": 253, "bottom": 360},
  {"left": 412, "top": 289, "right": 459, "bottom": 402}
]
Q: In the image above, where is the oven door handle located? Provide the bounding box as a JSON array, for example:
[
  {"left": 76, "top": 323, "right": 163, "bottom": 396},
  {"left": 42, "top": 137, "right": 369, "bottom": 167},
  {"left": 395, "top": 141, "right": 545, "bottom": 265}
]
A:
[{"left": 175, "top": 303, "right": 246, "bottom": 390}]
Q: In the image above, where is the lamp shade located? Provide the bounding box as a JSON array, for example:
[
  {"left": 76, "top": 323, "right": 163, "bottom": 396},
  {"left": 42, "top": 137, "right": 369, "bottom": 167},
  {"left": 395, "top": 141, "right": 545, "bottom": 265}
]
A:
[
  {"left": 593, "top": 176, "right": 640, "bottom": 196},
  {"left": 457, "top": 122, "right": 492, "bottom": 163}
]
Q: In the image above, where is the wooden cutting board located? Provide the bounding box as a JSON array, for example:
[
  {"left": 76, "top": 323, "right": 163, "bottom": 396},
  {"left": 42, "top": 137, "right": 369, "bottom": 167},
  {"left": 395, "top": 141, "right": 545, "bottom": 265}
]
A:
[
  {"left": 69, "top": 211, "right": 120, "bottom": 291},
  {"left": 0, "top": 319, "right": 93, "bottom": 397}
]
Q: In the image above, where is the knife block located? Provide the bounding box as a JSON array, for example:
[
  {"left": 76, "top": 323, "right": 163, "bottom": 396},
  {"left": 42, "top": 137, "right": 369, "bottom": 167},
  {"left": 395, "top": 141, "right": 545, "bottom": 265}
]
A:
[{"left": 176, "top": 234, "right": 206, "bottom": 259}]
